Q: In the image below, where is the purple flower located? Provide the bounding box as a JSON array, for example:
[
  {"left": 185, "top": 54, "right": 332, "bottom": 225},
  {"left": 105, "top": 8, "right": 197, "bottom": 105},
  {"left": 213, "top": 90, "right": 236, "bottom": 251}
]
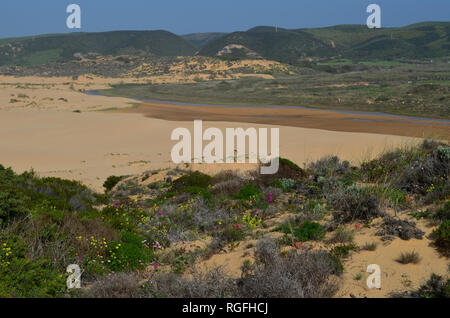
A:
[
  {"left": 268, "top": 192, "right": 273, "bottom": 203},
  {"left": 158, "top": 211, "right": 163, "bottom": 216}
]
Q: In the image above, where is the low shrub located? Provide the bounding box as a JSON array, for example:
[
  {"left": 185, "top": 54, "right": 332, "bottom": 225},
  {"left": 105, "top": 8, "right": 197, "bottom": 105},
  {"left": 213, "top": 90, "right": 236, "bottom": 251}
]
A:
[
  {"left": 433, "top": 201, "right": 450, "bottom": 222},
  {"left": 86, "top": 272, "right": 142, "bottom": 298},
  {"left": 0, "top": 236, "right": 66, "bottom": 297},
  {"left": 394, "top": 144, "right": 449, "bottom": 196},
  {"left": 361, "top": 242, "right": 378, "bottom": 251},
  {"left": 376, "top": 217, "right": 425, "bottom": 240},
  {"left": 396, "top": 251, "right": 421, "bottom": 264},
  {"left": 277, "top": 220, "right": 326, "bottom": 242},
  {"left": 171, "top": 171, "right": 212, "bottom": 191},
  {"left": 329, "top": 185, "right": 382, "bottom": 223},
  {"left": 103, "top": 175, "right": 124, "bottom": 192},
  {"left": 272, "top": 178, "right": 295, "bottom": 192},
  {"left": 397, "top": 273, "right": 450, "bottom": 298},
  {"left": 328, "top": 226, "right": 355, "bottom": 244},
  {"left": 253, "top": 157, "right": 307, "bottom": 186},
  {"left": 233, "top": 184, "right": 261, "bottom": 201},
  {"left": 432, "top": 220, "right": 450, "bottom": 255},
  {"left": 106, "top": 232, "right": 154, "bottom": 272},
  {"left": 211, "top": 170, "right": 241, "bottom": 184},
  {"left": 146, "top": 266, "right": 235, "bottom": 298},
  {"left": 237, "top": 238, "right": 340, "bottom": 298},
  {"left": 308, "top": 156, "right": 353, "bottom": 179},
  {"left": 212, "top": 179, "right": 241, "bottom": 196},
  {"left": 184, "top": 186, "right": 212, "bottom": 200}
]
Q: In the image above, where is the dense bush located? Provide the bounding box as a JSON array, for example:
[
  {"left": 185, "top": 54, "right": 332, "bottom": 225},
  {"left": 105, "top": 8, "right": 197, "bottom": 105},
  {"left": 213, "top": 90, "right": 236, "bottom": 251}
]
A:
[
  {"left": 308, "top": 156, "right": 353, "bottom": 179},
  {"left": 171, "top": 171, "right": 212, "bottom": 190},
  {"left": 433, "top": 201, "right": 450, "bottom": 222},
  {"left": 103, "top": 175, "right": 124, "bottom": 192},
  {"left": 272, "top": 178, "right": 295, "bottom": 192},
  {"left": 329, "top": 184, "right": 382, "bottom": 223},
  {"left": 237, "top": 239, "right": 340, "bottom": 298},
  {"left": 278, "top": 220, "right": 326, "bottom": 242},
  {"left": 87, "top": 272, "right": 142, "bottom": 298},
  {"left": 399, "top": 274, "right": 450, "bottom": 298},
  {"left": 360, "top": 141, "right": 449, "bottom": 201},
  {"left": 376, "top": 217, "right": 425, "bottom": 240},
  {"left": 0, "top": 236, "right": 66, "bottom": 297},
  {"left": 106, "top": 232, "right": 153, "bottom": 272},
  {"left": 0, "top": 166, "right": 100, "bottom": 224},
  {"left": 254, "top": 157, "right": 307, "bottom": 186},
  {"left": 147, "top": 266, "right": 236, "bottom": 298},
  {"left": 233, "top": 184, "right": 261, "bottom": 200},
  {"left": 432, "top": 221, "right": 450, "bottom": 255}
]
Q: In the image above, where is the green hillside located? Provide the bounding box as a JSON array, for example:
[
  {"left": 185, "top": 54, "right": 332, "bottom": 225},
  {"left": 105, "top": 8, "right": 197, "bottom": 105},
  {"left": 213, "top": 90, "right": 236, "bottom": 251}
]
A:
[
  {"left": 182, "top": 32, "right": 228, "bottom": 48},
  {"left": 200, "top": 22, "right": 450, "bottom": 62},
  {"left": 0, "top": 30, "right": 197, "bottom": 66},
  {"left": 199, "top": 26, "right": 336, "bottom": 62},
  {"left": 0, "top": 22, "right": 448, "bottom": 67}
]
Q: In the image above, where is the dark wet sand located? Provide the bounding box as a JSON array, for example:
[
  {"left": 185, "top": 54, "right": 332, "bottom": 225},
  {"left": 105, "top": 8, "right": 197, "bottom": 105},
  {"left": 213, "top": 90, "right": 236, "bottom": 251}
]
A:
[{"left": 116, "top": 101, "right": 450, "bottom": 141}]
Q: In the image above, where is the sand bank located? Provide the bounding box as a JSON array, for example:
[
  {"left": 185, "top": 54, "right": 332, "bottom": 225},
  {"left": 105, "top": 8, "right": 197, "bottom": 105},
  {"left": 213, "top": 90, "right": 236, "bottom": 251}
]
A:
[
  {"left": 0, "top": 109, "right": 420, "bottom": 192},
  {"left": 118, "top": 100, "right": 450, "bottom": 141}
]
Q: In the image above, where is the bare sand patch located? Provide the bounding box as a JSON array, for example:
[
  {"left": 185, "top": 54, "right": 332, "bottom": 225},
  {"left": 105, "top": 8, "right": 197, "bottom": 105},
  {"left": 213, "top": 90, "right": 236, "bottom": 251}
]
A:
[{"left": 0, "top": 108, "right": 419, "bottom": 192}]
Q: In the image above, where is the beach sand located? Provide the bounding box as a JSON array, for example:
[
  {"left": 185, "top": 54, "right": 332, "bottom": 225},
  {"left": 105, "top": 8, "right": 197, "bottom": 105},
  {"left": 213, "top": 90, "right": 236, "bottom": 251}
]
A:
[
  {"left": 0, "top": 75, "right": 426, "bottom": 191},
  {"left": 0, "top": 108, "right": 420, "bottom": 191}
]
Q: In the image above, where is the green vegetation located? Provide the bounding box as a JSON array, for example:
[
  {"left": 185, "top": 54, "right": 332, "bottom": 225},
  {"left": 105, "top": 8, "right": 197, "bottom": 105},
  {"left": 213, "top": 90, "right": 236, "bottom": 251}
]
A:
[
  {"left": 0, "top": 139, "right": 448, "bottom": 297},
  {"left": 399, "top": 273, "right": 450, "bottom": 298},
  {"left": 103, "top": 59, "right": 450, "bottom": 119},
  {"left": 199, "top": 22, "right": 450, "bottom": 62},
  {"left": 433, "top": 221, "right": 450, "bottom": 255},
  {"left": 0, "top": 164, "right": 154, "bottom": 297},
  {"left": 396, "top": 251, "right": 421, "bottom": 264},
  {"left": 277, "top": 220, "right": 326, "bottom": 242},
  {"left": 0, "top": 30, "right": 196, "bottom": 66},
  {"left": 103, "top": 175, "right": 124, "bottom": 192},
  {"left": 361, "top": 242, "right": 378, "bottom": 251}
]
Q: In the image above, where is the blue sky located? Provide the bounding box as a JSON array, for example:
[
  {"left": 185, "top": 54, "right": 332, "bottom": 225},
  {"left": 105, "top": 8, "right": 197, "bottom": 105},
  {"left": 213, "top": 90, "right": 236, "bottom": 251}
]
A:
[{"left": 0, "top": 0, "right": 449, "bottom": 38}]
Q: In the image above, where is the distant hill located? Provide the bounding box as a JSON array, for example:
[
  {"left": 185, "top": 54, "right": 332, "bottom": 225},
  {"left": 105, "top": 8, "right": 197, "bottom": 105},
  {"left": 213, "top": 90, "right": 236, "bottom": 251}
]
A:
[
  {"left": 0, "top": 22, "right": 448, "bottom": 67},
  {"left": 182, "top": 32, "right": 228, "bottom": 49},
  {"left": 198, "top": 26, "right": 335, "bottom": 62},
  {"left": 200, "top": 22, "right": 450, "bottom": 61},
  {"left": 0, "top": 30, "right": 197, "bottom": 66}
]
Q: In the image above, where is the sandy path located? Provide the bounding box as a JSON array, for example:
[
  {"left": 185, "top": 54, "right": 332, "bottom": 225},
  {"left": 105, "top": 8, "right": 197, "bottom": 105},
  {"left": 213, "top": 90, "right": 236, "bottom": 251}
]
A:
[{"left": 0, "top": 108, "right": 420, "bottom": 192}]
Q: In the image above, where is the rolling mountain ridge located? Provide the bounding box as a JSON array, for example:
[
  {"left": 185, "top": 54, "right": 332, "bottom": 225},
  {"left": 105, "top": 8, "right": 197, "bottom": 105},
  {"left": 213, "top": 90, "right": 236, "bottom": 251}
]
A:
[{"left": 0, "top": 22, "right": 448, "bottom": 67}]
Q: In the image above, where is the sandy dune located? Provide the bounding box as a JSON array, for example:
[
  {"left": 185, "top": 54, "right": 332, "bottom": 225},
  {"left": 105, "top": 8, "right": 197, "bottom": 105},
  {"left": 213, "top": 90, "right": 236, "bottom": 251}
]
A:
[{"left": 0, "top": 108, "right": 419, "bottom": 192}]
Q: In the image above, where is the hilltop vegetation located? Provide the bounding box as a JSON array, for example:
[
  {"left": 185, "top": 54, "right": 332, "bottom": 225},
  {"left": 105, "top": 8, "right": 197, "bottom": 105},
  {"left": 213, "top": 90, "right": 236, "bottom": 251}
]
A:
[
  {"left": 181, "top": 32, "right": 227, "bottom": 49},
  {"left": 199, "top": 22, "right": 450, "bottom": 62},
  {"left": 0, "top": 140, "right": 448, "bottom": 297},
  {"left": 0, "top": 22, "right": 448, "bottom": 67},
  {"left": 0, "top": 31, "right": 196, "bottom": 66}
]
